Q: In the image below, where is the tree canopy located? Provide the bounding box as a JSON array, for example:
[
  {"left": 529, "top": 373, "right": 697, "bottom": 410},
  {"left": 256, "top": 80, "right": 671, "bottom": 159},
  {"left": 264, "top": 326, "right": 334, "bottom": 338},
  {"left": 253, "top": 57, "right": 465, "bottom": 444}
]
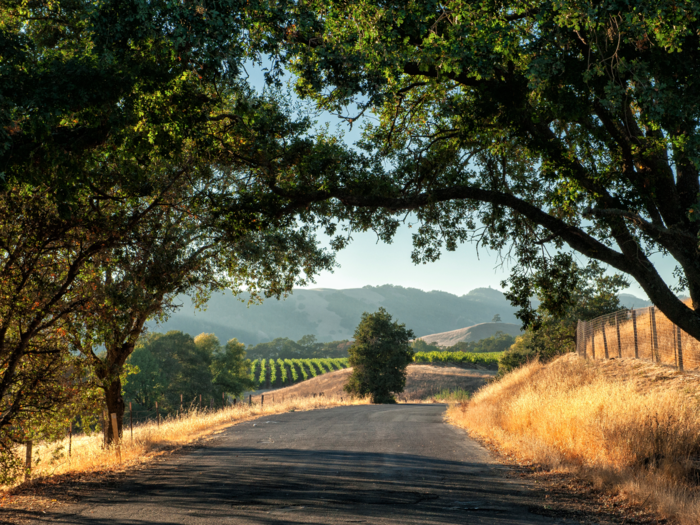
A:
[
  {"left": 0, "top": 0, "right": 345, "bottom": 460},
  {"left": 345, "top": 308, "right": 414, "bottom": 403},
  {"left": 499, "top": 258, "right": 629, "bottom": 374},
  {"left": 247, "top": 0, "right": 700, "bottom": 340}
]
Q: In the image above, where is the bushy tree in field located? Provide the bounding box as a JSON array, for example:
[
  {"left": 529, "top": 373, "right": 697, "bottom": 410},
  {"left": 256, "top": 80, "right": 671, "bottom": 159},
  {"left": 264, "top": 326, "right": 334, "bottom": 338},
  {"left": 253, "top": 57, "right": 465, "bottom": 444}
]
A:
[
  {"left": 207, "top": 337, "right": 255, "bottom": 398},
  {"left": 411, "top": 339, "right": 442, "bottom": 353},
  {"left": 448, "top": 332, "right": 516, "bottom": 354},
  {"left": 344, "top": 308, "right": 414, "bottom": 404},
  {"left": 124, "top": 332, "right": 253, "bottom": 413}
]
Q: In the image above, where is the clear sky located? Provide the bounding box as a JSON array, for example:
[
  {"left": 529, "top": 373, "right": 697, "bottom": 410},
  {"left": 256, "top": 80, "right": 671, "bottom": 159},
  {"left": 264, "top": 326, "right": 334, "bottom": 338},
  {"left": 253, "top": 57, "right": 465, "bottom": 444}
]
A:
[{"left": 300, "top": 224, "right": 678, "bottom": 300}]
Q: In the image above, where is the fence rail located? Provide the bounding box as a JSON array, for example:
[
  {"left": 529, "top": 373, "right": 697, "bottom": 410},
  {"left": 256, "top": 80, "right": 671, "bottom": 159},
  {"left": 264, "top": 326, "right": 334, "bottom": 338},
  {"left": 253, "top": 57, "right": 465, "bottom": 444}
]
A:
[{"left": 577, "top": 305, "right": 700, "bottom": 371}]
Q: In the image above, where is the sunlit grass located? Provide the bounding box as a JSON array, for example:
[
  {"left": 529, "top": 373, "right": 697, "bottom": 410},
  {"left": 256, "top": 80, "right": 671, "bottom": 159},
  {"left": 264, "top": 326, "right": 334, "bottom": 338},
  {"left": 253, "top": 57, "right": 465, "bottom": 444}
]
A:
[{"left": 448, "top": 354, "right": 700, "bottom": 525}]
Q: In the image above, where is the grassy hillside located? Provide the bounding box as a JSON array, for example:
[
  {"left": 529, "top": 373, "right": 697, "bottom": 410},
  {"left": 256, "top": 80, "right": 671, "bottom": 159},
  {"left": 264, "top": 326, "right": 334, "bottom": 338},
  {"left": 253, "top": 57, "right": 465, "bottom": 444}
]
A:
[
  {"left": 416, "top": 322, "right": 522, "bottom": 346},
  {"left": 149, "top": 285, "right": 524, "bottom": 345},
  {"left": 449, "top": 354, "right": 700, "bottom": 524}
]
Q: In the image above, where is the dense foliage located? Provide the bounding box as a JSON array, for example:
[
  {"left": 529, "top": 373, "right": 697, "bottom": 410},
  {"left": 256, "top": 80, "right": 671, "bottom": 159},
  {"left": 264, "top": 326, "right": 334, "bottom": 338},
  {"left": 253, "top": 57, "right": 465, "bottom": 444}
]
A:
[
  {"left": 0, "top": 0, "right": 344, "bottom": 456},
  {"left": 255, "top": 0, "right": 700, "bottom": 341},
  {"left": 123, "top": 332, "right": 253, "bottom": 414},
  {"left": 345, "top": 308, "right": 414, "bottom": 403},
  {"left": 246, "top": 335, "right": 352, "bottom": 359},
  {"left": 499, "top": 261, "right": 629, "bottom": 374}
]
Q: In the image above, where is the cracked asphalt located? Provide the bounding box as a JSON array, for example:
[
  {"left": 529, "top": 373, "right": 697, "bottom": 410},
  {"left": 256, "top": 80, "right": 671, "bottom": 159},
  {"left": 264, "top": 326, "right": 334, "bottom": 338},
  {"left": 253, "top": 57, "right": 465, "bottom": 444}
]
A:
[{"left": 25, "top": 404, "right": 580, "bottom": 524}]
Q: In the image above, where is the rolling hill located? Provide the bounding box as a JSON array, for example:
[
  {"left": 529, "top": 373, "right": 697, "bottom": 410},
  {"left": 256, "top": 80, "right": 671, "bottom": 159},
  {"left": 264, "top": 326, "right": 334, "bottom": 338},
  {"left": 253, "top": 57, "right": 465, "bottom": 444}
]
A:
[
  {"left": 148, "top": 285, "right": 522, "bottom": 345},
  {"left": 416, "top": 322, "right": 523, "bottom": 347},
  {"left": 147, "top": 284, "right": 653, "bottom": 346}
]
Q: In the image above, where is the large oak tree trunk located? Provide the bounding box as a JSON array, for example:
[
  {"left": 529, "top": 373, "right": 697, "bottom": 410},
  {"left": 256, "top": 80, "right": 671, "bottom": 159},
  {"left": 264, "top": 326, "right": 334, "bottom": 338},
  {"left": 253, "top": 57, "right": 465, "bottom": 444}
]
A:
[{"left": 104, "top": 377, "right": 125, "bottom": 444}]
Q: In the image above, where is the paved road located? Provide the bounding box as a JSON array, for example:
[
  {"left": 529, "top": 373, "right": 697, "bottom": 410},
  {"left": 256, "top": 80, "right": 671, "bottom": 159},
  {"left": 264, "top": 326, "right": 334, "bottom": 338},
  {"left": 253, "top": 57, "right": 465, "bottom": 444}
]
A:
[{"left": 29, "top": 405, "right": 578, "bottom": 524}]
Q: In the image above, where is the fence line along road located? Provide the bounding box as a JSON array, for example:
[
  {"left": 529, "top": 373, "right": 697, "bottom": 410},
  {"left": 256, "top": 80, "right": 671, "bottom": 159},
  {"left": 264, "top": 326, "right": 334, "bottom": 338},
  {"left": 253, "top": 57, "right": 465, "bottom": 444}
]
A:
[{"left": 577, "top": 303, "right": 700, "bottom": 371}]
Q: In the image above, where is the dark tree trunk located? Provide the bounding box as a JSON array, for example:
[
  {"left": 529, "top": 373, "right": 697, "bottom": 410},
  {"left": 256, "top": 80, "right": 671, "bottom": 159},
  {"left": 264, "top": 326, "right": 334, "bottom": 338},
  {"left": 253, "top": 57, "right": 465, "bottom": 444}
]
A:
[{"left": 104, "top": 377, "right": 125, "bottom": 444}]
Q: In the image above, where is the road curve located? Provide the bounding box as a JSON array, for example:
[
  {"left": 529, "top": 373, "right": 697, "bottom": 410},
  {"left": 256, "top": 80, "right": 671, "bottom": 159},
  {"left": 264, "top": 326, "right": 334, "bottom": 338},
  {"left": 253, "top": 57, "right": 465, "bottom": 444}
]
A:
[{"left": 29, "top": 404, "right": 576, "bottom": 524}]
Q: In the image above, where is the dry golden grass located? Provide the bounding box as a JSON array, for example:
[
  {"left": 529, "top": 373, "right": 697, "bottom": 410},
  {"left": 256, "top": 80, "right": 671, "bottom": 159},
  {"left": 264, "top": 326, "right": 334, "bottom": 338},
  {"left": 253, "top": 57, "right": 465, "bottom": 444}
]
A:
[
  {"left": 6, "top": 394, "right": 368, "bottom": 489},
  {"left": 448, "top": 353, "right": 700, "bottom": 524}
]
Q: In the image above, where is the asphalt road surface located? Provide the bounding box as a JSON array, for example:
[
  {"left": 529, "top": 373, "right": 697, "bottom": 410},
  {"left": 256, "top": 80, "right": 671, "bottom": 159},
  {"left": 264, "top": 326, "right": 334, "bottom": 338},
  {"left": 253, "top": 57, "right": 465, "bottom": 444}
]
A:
[{"left": 27, "top": 404, "right": 580, "bottom": 524}]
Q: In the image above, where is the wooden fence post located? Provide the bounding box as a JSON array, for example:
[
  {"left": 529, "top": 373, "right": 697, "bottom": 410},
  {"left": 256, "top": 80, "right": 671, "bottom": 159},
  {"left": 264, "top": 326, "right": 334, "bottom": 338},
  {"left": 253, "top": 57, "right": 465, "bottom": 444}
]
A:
[
  {"left": 180, "top": 394, "right": 183, "bottom": 413},
  {"left": 130, "top": 402, "right": 133, "bottom": 443},
  {"left": 576, "top": 320, "right": 582, "bottom": 356},
  {"left": 650, "top": 307, "right": 659, "bottom": 363},
  {"left": 199, "top": 394, "right": 202, "bottom": 410},
  {"left": 591, "top": 327, "right": 596, "bottom": 359},
  {"left": 103, "top": 409, "right": 109, "bottom": 448},
  {"left": 615, "top": 312, "right": 622, "bottom": 358},
  {"left": 261, "top": 394, "right": 264, "bottom": 407},
  {"left": 222, "top": 392, "right": 225, "bottom": 408},
  {"left": 676, "top": 325, "right": 684, "bottom": 371},
  {"left": 249, "top": 394, "right": 252, "bottom": 406},
  {"left": 156, "top": 402, "right": 159, "bottom": 428},
  {"left": 25, "top": 440, "right": 32, "bottom": 481},
  {"left": 110, "top": 413, "right": 121, "bottom": 463},
  {"left": 68, "top": 422, "right": 72, "bottom": 459},
  {"left": 602, "top": 324, "right": 609, "bottom": 359},
  {"left": 632, "top": 309, "right": 639, "bottom": 358},
  {"left": 582, "top": 321, "right": 587, "bottom": 358}
]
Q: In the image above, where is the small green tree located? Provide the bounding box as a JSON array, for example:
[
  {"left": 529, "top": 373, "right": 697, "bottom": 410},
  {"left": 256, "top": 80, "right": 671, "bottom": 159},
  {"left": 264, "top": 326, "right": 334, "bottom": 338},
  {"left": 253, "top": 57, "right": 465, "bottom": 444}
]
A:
[
  {"left": 499, "top": 258, "right": 629, "bottom": 375},
  {"left": 210, "top": 338, "right": 255, "bottom": 398},
  {"left": 344, "top": 308, "right": 414, "bottom": 404}
]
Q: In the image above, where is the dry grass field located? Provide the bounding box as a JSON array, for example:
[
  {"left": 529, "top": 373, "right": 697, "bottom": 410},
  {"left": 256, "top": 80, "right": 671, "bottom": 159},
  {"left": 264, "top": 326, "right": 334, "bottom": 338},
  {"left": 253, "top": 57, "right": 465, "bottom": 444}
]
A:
[
  {"left": 449, "top": 353, "right": 700, "bottom": 524},
  {"left": 253, "top": 364, "right": 496, "bottom": 401}
]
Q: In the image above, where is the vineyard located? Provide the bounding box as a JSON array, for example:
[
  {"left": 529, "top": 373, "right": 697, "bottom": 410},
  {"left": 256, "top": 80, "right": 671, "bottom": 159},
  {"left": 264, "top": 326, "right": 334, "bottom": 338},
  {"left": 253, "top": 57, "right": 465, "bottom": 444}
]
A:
[
  {"left": 249, "top": 358, "right": 350, "bottom": 388},
  {"left": 413, "top": 351, "right": 501, "bottom": 367},
  {"left": 249, "top": 352, "right": 501, "bottom": 388}
]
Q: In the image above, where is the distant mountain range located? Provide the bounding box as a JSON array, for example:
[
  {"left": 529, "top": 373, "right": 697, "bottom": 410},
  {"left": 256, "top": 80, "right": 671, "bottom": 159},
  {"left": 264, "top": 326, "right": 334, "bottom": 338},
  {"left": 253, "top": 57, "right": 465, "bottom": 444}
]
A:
[{"left": 147, "top": 285, "right": 653, "bottom": 346}]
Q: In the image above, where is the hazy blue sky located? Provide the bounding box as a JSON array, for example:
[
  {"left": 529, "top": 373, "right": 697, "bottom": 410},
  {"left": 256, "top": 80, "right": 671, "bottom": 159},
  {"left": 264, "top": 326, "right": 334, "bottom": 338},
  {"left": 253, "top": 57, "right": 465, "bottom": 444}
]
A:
[{"left": 300, "top": 224, "right": 678, "bottom": 300}]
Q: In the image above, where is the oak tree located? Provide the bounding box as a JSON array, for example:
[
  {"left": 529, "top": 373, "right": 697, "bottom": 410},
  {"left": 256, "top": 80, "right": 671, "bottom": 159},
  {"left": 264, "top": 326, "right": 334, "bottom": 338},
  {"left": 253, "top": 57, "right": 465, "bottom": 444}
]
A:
[
  {"left": 345, "top": 308, "right": 414, "bottom": 404},
  {"left": 259, "top": 0, "right": 700, "bottom": 340}
]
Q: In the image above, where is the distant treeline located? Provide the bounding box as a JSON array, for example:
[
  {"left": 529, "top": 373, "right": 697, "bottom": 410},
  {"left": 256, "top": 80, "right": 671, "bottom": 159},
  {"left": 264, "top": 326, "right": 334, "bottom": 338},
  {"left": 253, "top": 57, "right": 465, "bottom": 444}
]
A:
[
  {"left": 244, "top": 335, "right": 352, "bottom": 360},
  {"left": 245, "top": 332, "right": 516, "bottom": 360},
  {"left": 411, "top": 331, "right": 516, "bottom": 354},
  {"left": 125, "top": 331, "right": 252, "bottom": 414}
]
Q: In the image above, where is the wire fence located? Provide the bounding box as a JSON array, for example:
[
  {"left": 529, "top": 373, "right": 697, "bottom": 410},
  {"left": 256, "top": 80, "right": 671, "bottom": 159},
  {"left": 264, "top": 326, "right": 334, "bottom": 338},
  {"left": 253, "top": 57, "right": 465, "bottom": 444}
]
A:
[{"left": 577, "top": 305, "right": 700, "bottom": 371}]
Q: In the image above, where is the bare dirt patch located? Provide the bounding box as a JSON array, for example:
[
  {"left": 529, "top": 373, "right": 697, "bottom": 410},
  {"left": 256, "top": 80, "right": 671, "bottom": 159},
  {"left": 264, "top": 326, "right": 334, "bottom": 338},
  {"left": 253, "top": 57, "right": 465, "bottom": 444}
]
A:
[{"left": 254, "top": 364, "right": 496, "bottom": 401}]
